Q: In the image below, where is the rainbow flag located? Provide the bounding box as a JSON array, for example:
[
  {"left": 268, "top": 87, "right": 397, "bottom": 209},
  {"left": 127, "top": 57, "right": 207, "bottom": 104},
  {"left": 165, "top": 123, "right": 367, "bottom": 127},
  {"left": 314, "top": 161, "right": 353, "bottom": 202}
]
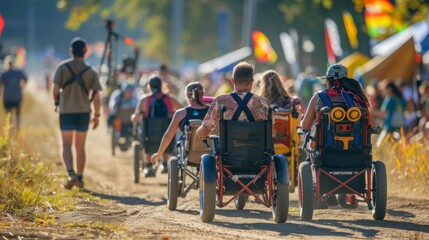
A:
[{"left": 364, "top": 0, "right": 394, "bottom": 38}]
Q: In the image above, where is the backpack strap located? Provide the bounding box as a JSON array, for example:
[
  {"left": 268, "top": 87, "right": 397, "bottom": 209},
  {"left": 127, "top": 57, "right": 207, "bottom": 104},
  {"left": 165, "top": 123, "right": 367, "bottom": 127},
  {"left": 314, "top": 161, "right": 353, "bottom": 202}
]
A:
[
  {"left": 342, "top": 92, "right": 355, "bottom": 108},
  {"left": 316, "top": 90, "right": 333, "bottom": 109},
  {"left": 149, "top": 93, "right": 166, "bottom": 117},
  {"left": 230, "top": 92, "right": 255, "bottom": 122},
  {"left": 63, "top": 63, "right": 91, "bottom": 96}
]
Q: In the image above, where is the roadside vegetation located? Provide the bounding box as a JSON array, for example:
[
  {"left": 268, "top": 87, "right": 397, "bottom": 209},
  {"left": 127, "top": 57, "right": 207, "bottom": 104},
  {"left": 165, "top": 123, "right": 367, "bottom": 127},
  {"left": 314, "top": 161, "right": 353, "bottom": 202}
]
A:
[
  {"left": 373, "top": 131, "right": 429, "bottom": 196},
  {"left": 0, "top": 94, "right": 111, "bottom": 230}
]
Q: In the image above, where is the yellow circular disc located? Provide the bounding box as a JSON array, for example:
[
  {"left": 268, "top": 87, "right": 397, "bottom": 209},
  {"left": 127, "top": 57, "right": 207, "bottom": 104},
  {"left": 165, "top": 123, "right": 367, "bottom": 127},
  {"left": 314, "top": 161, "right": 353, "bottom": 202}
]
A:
[
  {"left": 347, "top": 107, "right": 362, "bottom": 122},
  {"left": 330, "top": 107, "right": 346, "bottom": 122}
]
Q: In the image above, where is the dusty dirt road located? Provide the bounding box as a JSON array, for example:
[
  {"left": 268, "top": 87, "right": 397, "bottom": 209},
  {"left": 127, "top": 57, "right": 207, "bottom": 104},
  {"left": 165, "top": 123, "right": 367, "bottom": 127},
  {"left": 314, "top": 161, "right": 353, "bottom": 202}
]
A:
[
  {"left": 2, "top": 91, "right": 429, "bottom": 239},
  {"left": 54, "top": 117, "right": 429, "bottom": 240}
]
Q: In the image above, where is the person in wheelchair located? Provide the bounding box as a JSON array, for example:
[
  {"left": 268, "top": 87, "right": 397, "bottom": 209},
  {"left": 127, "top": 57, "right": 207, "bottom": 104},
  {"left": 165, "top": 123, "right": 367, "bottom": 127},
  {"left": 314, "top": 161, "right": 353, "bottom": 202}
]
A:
[
  {"left": 150, "top": 82, "right": 209, "bottom": 163},
  {"left": 301, "top": 63, "right": 370, "bottom": 207},
  {"left": 258, "top": 70, "right": 302, "bottom": 190},
  {"left": 258, "top": 70, "right": 301, "bottom": 148},
  {"left": 131, "top": 75, "right": 181, "bottom": 176},
  {"left": 109, "top": 82, "right": 138, "bottom": 124},
  {"left": 196, "top": 62, "right": 272, "bottom": 137},
  {"left": 108, "top": 82, "right": 138, "bottom": 154},
  {"left": 196, "top": 62, "right": 290, "bottom": 223}
]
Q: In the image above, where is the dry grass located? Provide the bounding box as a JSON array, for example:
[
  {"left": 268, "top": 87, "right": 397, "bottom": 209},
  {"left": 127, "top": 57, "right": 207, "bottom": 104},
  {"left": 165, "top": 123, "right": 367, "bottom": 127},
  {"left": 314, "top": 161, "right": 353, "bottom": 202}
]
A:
[
  {"left": 0, "top": 93, "right": 102, "bottom": 226},
  {"left": 373, "top": 130, "right": 429, "bottom": 196}
]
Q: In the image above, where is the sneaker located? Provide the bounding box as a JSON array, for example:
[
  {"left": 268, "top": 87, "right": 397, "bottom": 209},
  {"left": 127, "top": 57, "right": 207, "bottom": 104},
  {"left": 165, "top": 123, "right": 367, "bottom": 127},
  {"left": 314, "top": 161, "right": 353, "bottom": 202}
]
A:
[
  {"left": 64, "top": 175, "right": 79, "bottom": 190},
  {"left": 160, "top": 161, "right": 168, "bottom": 174},
  {"left": 143, "top": 167, "right": 156, "bottom": 177},
  {"left": 327, "top": 195, "right": 339, "bottom": 206},
  {"left": 346, "top": 194, "right": 358, "bottom": 205},
  {"left": 75, "top": 179, "right": 84, "bottom": 189}
]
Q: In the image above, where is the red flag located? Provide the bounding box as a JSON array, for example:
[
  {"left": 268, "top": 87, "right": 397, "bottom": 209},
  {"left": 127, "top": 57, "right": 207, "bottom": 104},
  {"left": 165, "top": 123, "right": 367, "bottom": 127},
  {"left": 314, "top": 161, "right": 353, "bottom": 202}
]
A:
[
  {"left": 324, "top": 27, "right": 335, "bottom": 64},
  {"left": 0, "top": 14, "right": 5, "bottom": 37}
]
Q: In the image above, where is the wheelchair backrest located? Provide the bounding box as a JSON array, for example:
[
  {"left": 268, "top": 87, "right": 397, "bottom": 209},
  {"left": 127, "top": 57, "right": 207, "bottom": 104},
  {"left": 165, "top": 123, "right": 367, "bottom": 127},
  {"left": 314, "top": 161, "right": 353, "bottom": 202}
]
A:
[
  {"left": 142, "top": 117, "right": 171, "bottom": 143},
  {"left": 115, "top": 109, "right": 135, "bottom": 123},
  {"left": 220, "top": 120, "right": 273, "bottom": 170},
  {"left": 315, "top": 92, "right": 371, "bottom": 168},
  {"left": 185, "top": 119, "right": 210, "bottom": 165},
  {"left": 274, "top": 108, "right": 292, "bottom": 146}
]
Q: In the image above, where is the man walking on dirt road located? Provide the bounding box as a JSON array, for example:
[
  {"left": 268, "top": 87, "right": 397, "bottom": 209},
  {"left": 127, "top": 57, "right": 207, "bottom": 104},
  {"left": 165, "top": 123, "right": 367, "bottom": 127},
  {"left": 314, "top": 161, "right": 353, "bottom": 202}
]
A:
[
  {"left": 0, "top": 55, "right": 28, "bottom": 130},
  {"left": 52, "top": 37, "right": 102, "bottom": 189}
]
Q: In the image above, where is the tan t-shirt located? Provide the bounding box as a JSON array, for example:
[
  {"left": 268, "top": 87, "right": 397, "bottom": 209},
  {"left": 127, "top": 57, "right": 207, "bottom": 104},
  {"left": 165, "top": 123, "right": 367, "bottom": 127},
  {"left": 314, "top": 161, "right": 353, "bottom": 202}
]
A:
[{"left": 53, "top": 59, "right": 102, "bottom": 114}]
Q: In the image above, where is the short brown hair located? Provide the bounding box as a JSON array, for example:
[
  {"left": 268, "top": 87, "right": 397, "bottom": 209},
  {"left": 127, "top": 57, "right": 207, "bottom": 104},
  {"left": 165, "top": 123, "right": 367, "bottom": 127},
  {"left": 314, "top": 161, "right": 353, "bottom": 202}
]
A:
[{"left": 232, "top": 62, "right": 254, "bottom": 85}]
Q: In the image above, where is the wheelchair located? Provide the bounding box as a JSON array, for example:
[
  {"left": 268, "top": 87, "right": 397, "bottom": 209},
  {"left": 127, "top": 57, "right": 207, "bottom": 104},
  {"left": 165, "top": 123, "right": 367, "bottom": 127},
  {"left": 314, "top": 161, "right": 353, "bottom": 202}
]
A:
[
  {"left": 273, "top": 102, "right": 304, "bottom": 193},
  {"left": 110, "top": 109, "right": 135, "bottom": 156},
  {"left": 199, "top": 106, "right": 290, "bottom": 223},
  {"left": 167, "top": 119, "right": 210, "bottom": 210},
  {"left": 299, "top": 104, "right": 386, "bottom": 221},
  {"left": 133, "top": 116, "right": 173, "bottom": 183}
]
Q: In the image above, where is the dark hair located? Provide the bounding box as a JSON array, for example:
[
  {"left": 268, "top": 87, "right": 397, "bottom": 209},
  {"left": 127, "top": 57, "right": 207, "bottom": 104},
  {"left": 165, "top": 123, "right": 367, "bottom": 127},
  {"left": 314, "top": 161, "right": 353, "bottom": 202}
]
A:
[
  {"left": 386, "top": 82, "right": 404, "bottom": 99},
  {"left": 160, "top": 64, "right": 168, "bottom": 72},
  {"left": 70, "top": 37, "right": 87, "bottom": 57},
  {"left": 149, "top": 75, "right": 162, "bottom": 93},
  {"left": 186, "top": 82, "right": 204, "bottom": 105},
  {"left": 329, "top": 77, "right": 370, "bottom": 107},
  {"left": 232, "top": 62, "right": 254, "bottom": 85}
]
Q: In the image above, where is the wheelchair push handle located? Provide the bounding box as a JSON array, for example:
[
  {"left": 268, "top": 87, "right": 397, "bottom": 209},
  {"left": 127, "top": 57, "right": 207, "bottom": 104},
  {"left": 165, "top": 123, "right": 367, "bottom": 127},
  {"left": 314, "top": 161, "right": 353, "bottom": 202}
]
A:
[
  {"left": 371, "top": 126, "right": 382, "bottom": 134},
  {"left": 269, "top": 105, "right": 279, "bottom": 122},
  {"left": 320, "top": 106, "right": 332, "bottom": 115},
  {"left": 219, "top": 104, "right": 227, "bottom": 121}
]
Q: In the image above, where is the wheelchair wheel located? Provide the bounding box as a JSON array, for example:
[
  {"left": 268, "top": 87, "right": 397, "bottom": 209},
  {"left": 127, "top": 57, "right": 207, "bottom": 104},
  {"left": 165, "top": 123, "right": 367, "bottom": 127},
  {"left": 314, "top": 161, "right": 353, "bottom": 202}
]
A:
[
  {"left": 337, "top": 194, "right": 358, "bottom": 209},
  {"left": 234, "top": 195, "right": 248, "bottom": 210},
  {"left": 168, "top": 157, "right": 179, "bottom": 210},
  {"left": 111, "top": 129, "right": 116, "bottom": 156},
  {"left": 298, "top": 162, "right": 313, "bottom": 221},
  {"left": 372, "top": 161, "right": 387, "bottom": 220},
  {"left": 133, "top": 143, "right": 141, "bottom": 183},
  {"left": 199, "top": 163, "right": 216, "bottom": 222},
  {"left": 272, "top": 182, "right": 289, "bottom": 223}
]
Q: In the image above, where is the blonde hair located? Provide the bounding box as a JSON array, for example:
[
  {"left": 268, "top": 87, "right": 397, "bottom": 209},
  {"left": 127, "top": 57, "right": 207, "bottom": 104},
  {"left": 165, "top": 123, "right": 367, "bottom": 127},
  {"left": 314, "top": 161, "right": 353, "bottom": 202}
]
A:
[{"left": 259, "top": 70, "right": 290, "bottom": 104}]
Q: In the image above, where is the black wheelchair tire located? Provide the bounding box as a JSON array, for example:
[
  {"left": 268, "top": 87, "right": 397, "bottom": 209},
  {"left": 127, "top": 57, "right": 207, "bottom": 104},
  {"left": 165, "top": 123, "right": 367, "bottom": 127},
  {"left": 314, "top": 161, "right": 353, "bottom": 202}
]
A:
[
  {"left": 133, "top": 143, "right": 141, "bottom": 183},
  {"left": 111, "top": 129, "right": 116, "bottom": 156},
  {"left": 234, "top": 195, "right": 249, "bottom": 210},
  {"left": 272, "top": 182, "right": 289, "bottom": 223},
  {"left": 372, "top": 161, "right": 387, "bottom": 220},
  {"left": 299, "top": 162, "right": 314, "bottom": 221},
  {"left": 199, "top": 164, "right": 216, "bottom": 222},
  {"left": 168, "top": 157, "right": 180, "bottom": 210}
]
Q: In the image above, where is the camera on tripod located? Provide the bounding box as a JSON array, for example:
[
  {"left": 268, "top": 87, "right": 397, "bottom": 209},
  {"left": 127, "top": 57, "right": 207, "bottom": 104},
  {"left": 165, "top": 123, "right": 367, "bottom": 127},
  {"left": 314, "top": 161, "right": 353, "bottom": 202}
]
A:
[{"left": 105, "top": 19, "right": 115, "bottom": 33}]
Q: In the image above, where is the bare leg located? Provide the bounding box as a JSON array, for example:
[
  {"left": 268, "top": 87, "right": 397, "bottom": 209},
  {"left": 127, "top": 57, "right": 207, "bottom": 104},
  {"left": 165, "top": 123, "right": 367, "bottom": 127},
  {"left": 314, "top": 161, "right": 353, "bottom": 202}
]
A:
[
  {"left": 61, "top": 131, "right": 74, "bottom": 172},
  {"left": 162, "top": 153, "right": 171, "bottom": 163},
  {"left": 74, "top": 131, "right": 88, "bottom": 175}
]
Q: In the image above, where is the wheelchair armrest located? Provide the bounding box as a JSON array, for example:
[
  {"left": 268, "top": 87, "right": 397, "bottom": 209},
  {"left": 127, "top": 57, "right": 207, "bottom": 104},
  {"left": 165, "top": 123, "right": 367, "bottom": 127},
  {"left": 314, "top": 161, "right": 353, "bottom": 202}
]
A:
[{"left": 206, "top": 135, "right": 220, "bottom": 155}]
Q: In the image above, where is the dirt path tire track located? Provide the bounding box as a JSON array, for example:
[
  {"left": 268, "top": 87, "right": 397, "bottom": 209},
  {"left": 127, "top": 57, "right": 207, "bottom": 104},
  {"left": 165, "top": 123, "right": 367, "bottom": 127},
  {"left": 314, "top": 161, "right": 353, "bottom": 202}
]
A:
[{"left": 72, "top": 120, "right": 429, "bottom": 239}]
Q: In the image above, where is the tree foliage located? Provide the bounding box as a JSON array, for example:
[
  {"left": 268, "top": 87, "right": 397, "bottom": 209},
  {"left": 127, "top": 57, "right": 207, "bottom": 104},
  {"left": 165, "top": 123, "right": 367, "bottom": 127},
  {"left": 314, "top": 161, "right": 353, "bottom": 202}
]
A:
[{"left": 59, "top": 0, "right": 429, "bottom": 67}]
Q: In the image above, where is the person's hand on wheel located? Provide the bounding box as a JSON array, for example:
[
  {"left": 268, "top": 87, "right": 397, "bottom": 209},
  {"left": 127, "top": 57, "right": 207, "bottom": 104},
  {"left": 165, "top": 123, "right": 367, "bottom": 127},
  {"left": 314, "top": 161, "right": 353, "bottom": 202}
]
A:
[{"left": 151, "top": 153, "right": 160, "bottom": 164}]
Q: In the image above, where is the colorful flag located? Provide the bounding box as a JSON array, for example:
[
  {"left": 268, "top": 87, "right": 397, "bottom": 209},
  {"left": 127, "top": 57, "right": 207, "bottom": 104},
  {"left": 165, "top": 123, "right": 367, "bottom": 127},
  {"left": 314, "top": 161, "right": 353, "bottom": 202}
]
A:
[
  {"left": 325, "top": 19, "right": 343, "bottom": 57},
  {"left": 364, "top": 0, "right": 394, "bottom": 38},
  {"left": 252, "top": 30, "right": 277, "bottom": 64},
  {"left": 343, "top": 11, "right": 358, "bottom": 49},
  {"left": 324, "top": 27, "right": 336, "bottom": 64}
]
